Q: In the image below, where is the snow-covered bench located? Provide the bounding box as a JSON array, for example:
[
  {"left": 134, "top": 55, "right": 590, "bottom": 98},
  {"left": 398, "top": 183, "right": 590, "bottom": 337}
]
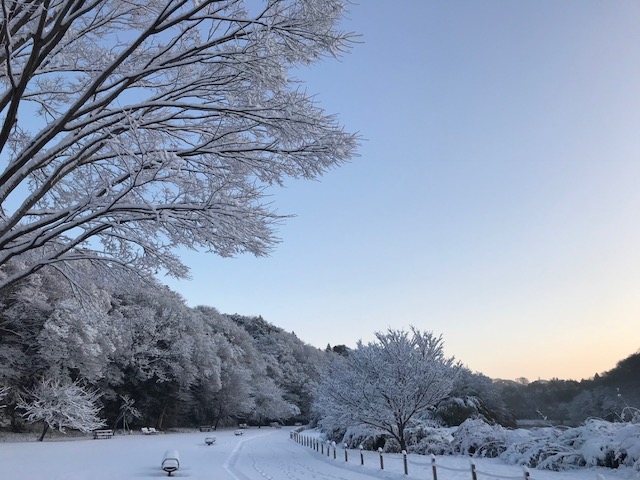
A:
[
  {"left": 234, "top": 429, "right": 243, "bottom": 436},
  {"left": 161, "top": 449, "right": 180, "bottom": 476},
  {"left": 93, "top": 429, "right": 113, "bottom": 439},
  {"left": 205, "top": 436, "right": 216, "bottom": 445},
  {"left": 199, "top": 425, "right": 213, "bottom": 432},
  {"left": 142, "top": 427, "right": 159, "bottom": 435}
]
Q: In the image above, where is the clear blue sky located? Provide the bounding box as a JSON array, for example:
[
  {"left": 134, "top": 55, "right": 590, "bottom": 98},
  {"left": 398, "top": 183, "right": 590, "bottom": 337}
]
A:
[{"left": 164, "top": 1, "right": 640, "bottom": 381}]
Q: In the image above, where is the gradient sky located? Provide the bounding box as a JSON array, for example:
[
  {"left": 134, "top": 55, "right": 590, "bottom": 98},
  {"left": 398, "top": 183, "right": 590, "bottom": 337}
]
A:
[{"left": 164, "top": 1, "right": 640, "bottom": 381}]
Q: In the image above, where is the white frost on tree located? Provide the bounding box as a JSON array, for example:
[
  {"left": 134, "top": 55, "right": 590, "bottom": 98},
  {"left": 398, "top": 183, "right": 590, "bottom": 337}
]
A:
[
  {"left": 37, "top": 294, "right": 115, "bottom": 383},
  {"left": 250, "top": 376, "right": 300, "bottom": 425},
  {"left": 0, "top": 0, "right": 357, "bottom": 290},
  {"left": 0, "top": 385, "right": 9, "bottom": 407},
  {"left": 18, "top": 377, "right": 106, "bottom": 441},
  {"left": 113, "top": 394, "right": 141, "bottom": 433},
  {"left": 315, "top": 327, "right": 461, "bottom": 451}
]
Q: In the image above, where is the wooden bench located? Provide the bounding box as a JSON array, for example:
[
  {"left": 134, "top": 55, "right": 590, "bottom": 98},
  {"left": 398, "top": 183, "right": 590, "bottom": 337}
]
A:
[
  {"left": 205, "top": 436, "right": 216, "bottom": 445},
  {"left": 161, "top": 449, "right": 180, "bottom": 476},
  {"left": 93, "top": 429, "right": 113, "bottom": 439},
  {"left": 199, "top": 425, "right": 213, "bottom": 432},
  {"left": 142, "top": 427, "right": 160, "bottom": 435}
]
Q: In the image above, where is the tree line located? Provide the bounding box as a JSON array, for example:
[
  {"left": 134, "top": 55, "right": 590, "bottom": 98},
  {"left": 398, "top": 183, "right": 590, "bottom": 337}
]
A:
[
  {"left": 494, "top": 352, "right": 640, "bottom": 426},
  {"left": 0, "top": 262, "right": 325, "bottom": 436},
  {"left": 1, "top": 261, "right": 637, "bottom": 443}
]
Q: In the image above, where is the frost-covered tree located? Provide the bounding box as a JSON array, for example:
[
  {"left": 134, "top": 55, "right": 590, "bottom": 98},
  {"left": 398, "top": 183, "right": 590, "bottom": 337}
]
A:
[
  {"left": 37, "top": 294, "right": 115, "bottom": 383},
  {"left": 106, "top": 288, "right": 201, "bottom": 429},
  {"left": 238, "top": 316, "right": 324, "bottom": 422},
  {"left": 206, "top": 366, "right": 254, "bottom": 429},
  {"left": 250, "top": 376, "right": 300, "bottom": 425},
  {"left": 113, "top": 394, "right": 141, "bottom": 432},
  {"left": 18, "top": 377, "right": 105, "bottom": 441},
  {"left": 436, "top": 368, "right": 516, "bottom": 427},
  {"left": 0, "top": 0, "right": 357, "bottom": 291},
  {"left": 315, "top": 328, "right": 460, "bottom": 451}
]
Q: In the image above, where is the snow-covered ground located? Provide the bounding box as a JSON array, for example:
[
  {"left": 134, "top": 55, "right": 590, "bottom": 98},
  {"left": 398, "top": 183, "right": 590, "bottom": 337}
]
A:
[{"left": 0, "top": 427, "right": 637, "bottom": 480}]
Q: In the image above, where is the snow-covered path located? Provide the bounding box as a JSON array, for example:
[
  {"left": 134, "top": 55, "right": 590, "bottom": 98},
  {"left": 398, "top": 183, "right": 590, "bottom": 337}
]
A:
[
  {"left": 224, "top": 430, "right": 377, "bottom": 480},
  {"left": 2, "top": 428, "right": 381, "bottom": 480},
  {"left": 0, "top": 427, "right": 636, "bottom": 480}
]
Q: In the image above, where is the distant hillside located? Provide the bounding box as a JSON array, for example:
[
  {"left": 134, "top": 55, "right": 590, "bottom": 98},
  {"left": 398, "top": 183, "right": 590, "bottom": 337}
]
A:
[{"left": 495, "top": 350, "right": 640, "bottom": 424}]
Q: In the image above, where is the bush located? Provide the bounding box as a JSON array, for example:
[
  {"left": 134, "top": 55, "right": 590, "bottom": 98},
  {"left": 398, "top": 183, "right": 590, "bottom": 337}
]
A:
[
  {"left": 320, "top": 415, "right": 640, "bottom": 474},
  {"left": 405, "top": 422, "right": 454, "bottom": 455},
  {"left": 500, "top": 431, "right": 585, "bottom": 471},
  {"left": 450, "top": 419, "right": 508, "bottom": 457},
  {"left": 383, "top": 438, "right": 402, "bottom": 453},
  {"left": 341, "top": 424, "right": 386, "bottom": 450},
  {"left": 499, "top": 420, "right": 640, "bottom": 471}
]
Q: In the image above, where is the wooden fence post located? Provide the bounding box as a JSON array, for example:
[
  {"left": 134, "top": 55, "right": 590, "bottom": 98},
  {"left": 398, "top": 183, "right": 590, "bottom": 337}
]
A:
[
  {"left": 378, "top": 447, "right": 384, "bottom": 470},
  {"left": 360, "top": 445, "right": 364, "bottom": 465},
  {"left": 402, "top": 450, "right": 408, "bottom": 475},
  {"left": 470, "top": 460, "right": 478, "bottom": 480},
  {"left": 430, "top": 455, "right": 438, "bottom": 480},
  {"left": 344, "top": 444, "right": 348, "bottom": 462}
]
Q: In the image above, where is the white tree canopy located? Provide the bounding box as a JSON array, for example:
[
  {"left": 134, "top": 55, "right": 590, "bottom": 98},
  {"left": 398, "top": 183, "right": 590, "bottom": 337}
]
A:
[
  {"left": 18, "top": 377, "right": 105, "bottom": 441},
  {"left": 315, "top": 328, "right": 461, "bottom": 450},
  {"left": 0, "top": 0, "right": 357, "bottom": 290}
]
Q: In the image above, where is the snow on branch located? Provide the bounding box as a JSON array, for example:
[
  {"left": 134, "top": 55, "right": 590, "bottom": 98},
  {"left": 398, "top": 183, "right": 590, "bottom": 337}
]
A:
[
  {"left": 315, "top": 328, "right": 461, "bottom": 451},
  {"left": 0, "top": 0, "right": 358, "bottom": 289},
  {"left": 17, "top": 377, "right": 106, "bottom": 441}
]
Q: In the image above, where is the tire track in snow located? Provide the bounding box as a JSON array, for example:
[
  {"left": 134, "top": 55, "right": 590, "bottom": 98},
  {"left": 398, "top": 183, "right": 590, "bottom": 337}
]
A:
[
  {"left": 224, "top": 432, "right": 273, "bottom": 480},
  {"left": 227, "top": 431, "right": 374, "bottom": 480}
]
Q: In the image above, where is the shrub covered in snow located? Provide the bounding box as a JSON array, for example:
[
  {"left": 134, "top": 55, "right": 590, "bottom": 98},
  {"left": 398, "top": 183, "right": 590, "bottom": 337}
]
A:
[
  {"left": 500, "top": 427, "right": 585, "bottom": 471},
  {"left": 449, "top": 418, "right": 509, "bottom": 457},
  {"left": 406, "top": 423, "right": 454, "bottom": 455},
  {"left": 340, "top": 424, "right": 385, "bottom": 450},
  {"left": 320, "top": 415, "right": 640, "bottom": 475},
  {"left": 499, "top": 419, "right": 640, "bottom": 472}
]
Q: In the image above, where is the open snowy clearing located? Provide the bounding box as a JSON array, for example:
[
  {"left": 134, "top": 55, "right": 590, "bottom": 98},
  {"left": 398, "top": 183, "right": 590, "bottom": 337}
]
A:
[{"left": 0, "top": 427, "right": 636, "bottom": 480}]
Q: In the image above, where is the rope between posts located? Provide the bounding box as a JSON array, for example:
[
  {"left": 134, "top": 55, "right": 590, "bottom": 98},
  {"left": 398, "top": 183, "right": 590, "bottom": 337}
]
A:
[
  {"left": 436, "top": 464, "right": 472, "bottom": 473},
  {"left": 474, "top": 469, "right": 526, "bottom": 480}
]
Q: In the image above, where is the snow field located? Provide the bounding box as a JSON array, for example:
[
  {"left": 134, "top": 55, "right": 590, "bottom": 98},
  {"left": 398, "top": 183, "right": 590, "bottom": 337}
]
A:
[{"left": 1, "top": 427, "right": 637, "bottom": 480}]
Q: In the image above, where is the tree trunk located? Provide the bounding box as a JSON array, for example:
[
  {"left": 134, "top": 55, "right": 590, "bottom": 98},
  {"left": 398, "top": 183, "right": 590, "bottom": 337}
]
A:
[
  {"left": 157, "top": 402, "right": 167, "bottom": 431},
  {"left": 112, "top": 412, "right": 123, "bottom": 431},
  {"left": 38, "top": 423, "right": 49, "bottom": 442},
  {"left": 397, "top": 424, "right": 407, "bottom": 451},
  {"left": 9, "top": 404, "right": 20, "bottom": 432}
]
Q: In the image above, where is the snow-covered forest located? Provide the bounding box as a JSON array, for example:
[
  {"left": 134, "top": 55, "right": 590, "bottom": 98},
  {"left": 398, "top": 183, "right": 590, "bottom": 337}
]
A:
[{"left": 0, "top": 263, "right": 323, "bottom": 433}]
